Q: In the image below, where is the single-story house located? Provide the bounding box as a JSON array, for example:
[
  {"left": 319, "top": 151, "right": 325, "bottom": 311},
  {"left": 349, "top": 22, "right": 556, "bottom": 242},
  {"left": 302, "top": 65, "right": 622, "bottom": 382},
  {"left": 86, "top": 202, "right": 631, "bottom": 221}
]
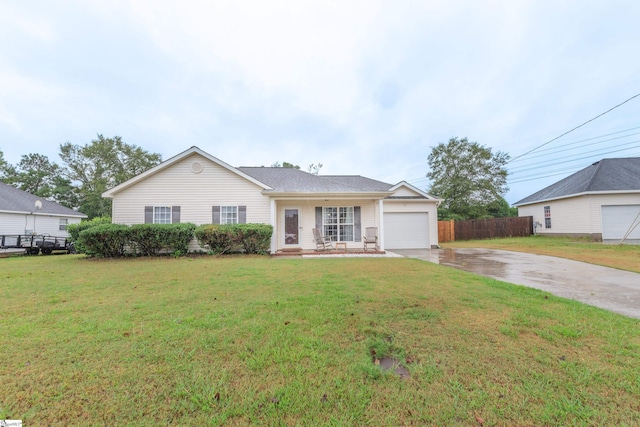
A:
[
  {"left": 0, "top": 182, "right": 87, "bottom": 237},
  {"left": 101, "top": 146, "right": 442, "bottom": 253},
  {"left": 514, "top": 157, "right": 640, "bottom": 244}
]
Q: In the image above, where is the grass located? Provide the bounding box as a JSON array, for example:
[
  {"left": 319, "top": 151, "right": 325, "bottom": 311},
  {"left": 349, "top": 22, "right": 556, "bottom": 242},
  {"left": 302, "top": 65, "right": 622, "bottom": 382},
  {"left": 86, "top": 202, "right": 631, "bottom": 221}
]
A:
[
  {"left": 1, "top": 254, "right": 639, "bottom": 425},
  {"left": 442, "top": 235, "right": 640, "bottom": 273}
]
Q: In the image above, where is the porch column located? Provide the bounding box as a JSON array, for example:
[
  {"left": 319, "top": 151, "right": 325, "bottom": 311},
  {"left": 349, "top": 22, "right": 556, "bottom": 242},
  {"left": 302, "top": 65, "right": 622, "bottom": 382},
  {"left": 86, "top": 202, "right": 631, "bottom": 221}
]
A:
[
  {"left": 270, "top": 199, "right": 277, "bottom": 254},
  {"left": 378, "top": 199, "right": 384, "bottom": 251}
]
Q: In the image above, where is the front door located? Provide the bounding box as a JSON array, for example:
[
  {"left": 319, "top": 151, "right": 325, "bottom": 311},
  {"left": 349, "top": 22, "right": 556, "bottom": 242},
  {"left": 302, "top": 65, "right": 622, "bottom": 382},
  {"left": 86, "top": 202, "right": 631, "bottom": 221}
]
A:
[{"left": 284, "top": 208, "right": 299, "bottom": 245}]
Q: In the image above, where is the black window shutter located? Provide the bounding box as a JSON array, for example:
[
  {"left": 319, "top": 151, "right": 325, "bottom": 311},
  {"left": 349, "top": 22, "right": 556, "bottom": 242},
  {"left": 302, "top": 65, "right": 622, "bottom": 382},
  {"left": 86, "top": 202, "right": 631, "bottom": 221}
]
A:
[
  {"left": 354, "top": 206, "right": 361, "bottom": 241},
  {"left": 171, "top": 206, "right": 180, "bottom": 224},
  {"left": 239, "top": 206, "right": 247, "bottom": 224},
  {"left": 315, "top": 207, "right": 322, "bottom": 230},
  {"left": 144, "top": 206, "right": 153, "bottom": 224},
  {"left": 212, "top": 206, "right": 221, "bottom": 224}
]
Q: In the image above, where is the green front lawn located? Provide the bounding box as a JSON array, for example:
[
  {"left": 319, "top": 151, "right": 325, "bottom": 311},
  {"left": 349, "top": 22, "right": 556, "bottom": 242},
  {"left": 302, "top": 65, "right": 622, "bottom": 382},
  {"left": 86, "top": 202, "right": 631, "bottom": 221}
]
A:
[{"left": 1, "top": 255, "right": 639, "bottom": 425}]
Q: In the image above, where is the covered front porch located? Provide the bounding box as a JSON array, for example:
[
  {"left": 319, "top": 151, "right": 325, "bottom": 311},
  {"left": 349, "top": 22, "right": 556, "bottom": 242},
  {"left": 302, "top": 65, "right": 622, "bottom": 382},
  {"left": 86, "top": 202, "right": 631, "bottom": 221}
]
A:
[{"left": 269, "top": 197, "right": 386, "bottom": 254}]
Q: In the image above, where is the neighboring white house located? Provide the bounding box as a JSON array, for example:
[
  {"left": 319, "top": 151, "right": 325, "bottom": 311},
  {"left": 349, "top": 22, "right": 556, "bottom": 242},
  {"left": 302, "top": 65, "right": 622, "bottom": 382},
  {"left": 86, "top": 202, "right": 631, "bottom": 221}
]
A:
[
  {"left": 102, "top": 146, "right": 442, "bottom": 253},
  {"left": 0, "top": 182, "right": 87, "bottom": 238},
  {"left": 514, "top": 157, "right": 640, "bottom": 244}
]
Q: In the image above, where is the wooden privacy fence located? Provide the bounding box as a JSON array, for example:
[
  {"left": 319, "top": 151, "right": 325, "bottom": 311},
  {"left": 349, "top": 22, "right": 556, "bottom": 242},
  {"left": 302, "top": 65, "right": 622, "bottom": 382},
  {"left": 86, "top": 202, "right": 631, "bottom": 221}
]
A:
[{"left": 438, "top": 216, "right": 533, "bottom": 242}]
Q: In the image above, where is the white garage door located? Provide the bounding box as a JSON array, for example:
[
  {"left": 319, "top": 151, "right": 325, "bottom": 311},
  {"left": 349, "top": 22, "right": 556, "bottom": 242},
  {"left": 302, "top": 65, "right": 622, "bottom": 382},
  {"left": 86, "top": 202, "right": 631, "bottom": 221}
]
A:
[
  {"left": 602, "top": 205, "right": 640, "bottom": 242},
  {"left": 384, "top": 212, "right": 430, "bottom": 249}
]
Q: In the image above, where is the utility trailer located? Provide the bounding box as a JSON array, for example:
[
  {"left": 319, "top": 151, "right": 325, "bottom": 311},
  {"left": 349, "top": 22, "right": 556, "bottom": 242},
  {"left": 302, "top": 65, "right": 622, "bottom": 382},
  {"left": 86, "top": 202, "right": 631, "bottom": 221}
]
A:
[{"left": 0, "top": 234, "right": 75, "bottom": 255}]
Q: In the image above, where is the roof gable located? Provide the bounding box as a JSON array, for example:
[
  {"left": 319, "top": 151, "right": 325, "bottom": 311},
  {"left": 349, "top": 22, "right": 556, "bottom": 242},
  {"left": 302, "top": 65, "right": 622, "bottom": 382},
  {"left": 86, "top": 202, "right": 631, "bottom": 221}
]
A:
[
  {"left": 388, "top": 181, "right": 441, "bottom": 200},
  {"left": 515, "top": 157, "right": 640, "bottom": 206},
  {"left": 103, "top": 146, "right": 272, "bottom": 197},
  {"left": 0, "top": 182, "right": 87, "bottom": 217}
]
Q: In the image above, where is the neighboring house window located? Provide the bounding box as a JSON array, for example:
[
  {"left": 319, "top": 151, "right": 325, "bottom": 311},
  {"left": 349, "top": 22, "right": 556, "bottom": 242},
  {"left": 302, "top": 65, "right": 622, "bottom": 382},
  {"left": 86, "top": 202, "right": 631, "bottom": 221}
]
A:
[
  {"left": 221, "top": 206, "right": 238, "bottom": 224},
  {"left": 154, "top": 206, "right": 172, "bottom": 224},
  {"left": 544, "top": 206, "right": 551, "bottom": 229},
  {"left": 323, "top": 207, "right": 354, "bottom": 241},
  {"left": 59, "top": 218, "right": 68, "bottom": 231}
]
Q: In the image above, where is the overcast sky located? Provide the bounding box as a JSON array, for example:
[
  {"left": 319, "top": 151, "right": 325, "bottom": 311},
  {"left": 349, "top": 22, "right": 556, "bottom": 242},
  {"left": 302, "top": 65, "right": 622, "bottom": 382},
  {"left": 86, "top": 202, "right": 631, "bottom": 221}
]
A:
[{"left": 1, "top": 0, "right": 639, "bottom": 204}]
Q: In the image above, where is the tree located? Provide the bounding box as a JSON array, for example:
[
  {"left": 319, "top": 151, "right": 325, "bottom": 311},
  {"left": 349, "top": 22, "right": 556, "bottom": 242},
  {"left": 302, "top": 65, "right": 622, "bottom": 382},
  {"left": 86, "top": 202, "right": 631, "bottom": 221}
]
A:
[
  {"left": 59, "top": 135, "right": 162, "bottom": 218},
  {"left": 307, "top": 163, "right": 323, "bottom": 175},
  {"left": 0, "top": 150, "right": 16, "bottom": 180},
  {"left": 3, "top": 153, "right": 59, "bottom": 195},
  {"left": 486, "top": 197, "right": 518, "bottom": 218},
  {"left": 271, "top": 161, "right": 300, "bottom": 169},
  {"left": 427, "top": 137, "right": 509, "bottom": 220}
]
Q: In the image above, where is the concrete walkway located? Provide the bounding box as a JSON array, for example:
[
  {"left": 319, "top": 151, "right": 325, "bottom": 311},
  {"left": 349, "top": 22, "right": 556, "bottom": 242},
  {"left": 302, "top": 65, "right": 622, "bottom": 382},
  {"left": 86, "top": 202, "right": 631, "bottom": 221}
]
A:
[{"left": 392, "top": 248, "right": 640, "bottom": 319}]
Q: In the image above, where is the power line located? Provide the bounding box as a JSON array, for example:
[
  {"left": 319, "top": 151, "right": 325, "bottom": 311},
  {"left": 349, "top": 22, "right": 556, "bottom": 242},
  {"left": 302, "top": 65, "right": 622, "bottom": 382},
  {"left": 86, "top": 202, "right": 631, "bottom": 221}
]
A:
[
  {"left": 509, "top": 141, "right": 640, "bottom": 174},
  {"left": 508, "top": 128, "right": 640, "bottom": 164},
  {"left": 509, "top": 93, "right": 640, "bottom": 163}
]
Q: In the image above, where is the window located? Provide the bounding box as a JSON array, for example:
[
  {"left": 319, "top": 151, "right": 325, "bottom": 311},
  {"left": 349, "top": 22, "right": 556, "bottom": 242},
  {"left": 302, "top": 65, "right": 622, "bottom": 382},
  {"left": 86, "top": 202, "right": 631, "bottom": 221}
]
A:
[
  {"left": 59, "top": 218, "right": 68, "bottom": 231},
  {"left": 544, "top": 206, "right": 551, "bottom": 229},
  {"left": 323, "top": 207, "right": 354, "bottom": 241},
  {"left": 154, "top": 206, "right": 172, "bottom": 224},
  {"left": 221, "top": 206, "right": 238, "bottom": 224}
]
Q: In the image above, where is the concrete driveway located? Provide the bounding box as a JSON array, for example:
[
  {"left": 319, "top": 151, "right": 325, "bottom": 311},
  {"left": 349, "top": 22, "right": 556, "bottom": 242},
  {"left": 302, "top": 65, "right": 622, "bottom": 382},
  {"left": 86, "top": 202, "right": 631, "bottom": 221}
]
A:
[{"left": 392, "top": 248, "right": 640, "bottom": 319}]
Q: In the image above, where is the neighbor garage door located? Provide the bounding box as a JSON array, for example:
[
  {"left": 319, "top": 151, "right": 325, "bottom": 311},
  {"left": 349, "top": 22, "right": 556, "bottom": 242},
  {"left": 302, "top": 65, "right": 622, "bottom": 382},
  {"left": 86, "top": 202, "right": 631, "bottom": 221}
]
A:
[
  {"left": 602, "top": 205, "right": 640, "bottom": 242},
  {"left": 384, "top": 212, "right": 429, "bottom": 249}
]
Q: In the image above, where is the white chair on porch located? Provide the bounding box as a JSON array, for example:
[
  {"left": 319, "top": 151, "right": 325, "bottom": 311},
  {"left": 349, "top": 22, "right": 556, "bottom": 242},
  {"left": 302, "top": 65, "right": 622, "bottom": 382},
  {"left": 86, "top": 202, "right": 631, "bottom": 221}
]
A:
[
  {"left": 312, "top": 228, "right": 333, "bottom": 251},
  {"left": 363, "top": 227, "right": 378, "bottom": 251}
]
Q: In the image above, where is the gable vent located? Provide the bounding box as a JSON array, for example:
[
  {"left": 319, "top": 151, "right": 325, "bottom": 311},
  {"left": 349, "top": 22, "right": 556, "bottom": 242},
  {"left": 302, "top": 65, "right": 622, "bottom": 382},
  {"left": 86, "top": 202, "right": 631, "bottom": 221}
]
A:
[{"left": 191, "top": 162, "right": 203, "bottom": 174}]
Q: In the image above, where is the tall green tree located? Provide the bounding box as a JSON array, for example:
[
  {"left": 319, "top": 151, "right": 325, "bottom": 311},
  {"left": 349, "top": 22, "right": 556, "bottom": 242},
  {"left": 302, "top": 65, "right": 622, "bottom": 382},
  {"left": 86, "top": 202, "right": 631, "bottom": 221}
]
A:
[
  {"left": 427, "top": 137, "right": 509, "bottom": 220},
  {"left": 0, "top": 150, "right": 16, "bottom": 180},
  {"left": 3, "top": 153, "right": 60, "bottom": 196},
  {"left": 0, "top": 151, "right": 80, "bottom": 208},
  {"left": 59, "top": 135, "right": 162, "bottom": 218}
]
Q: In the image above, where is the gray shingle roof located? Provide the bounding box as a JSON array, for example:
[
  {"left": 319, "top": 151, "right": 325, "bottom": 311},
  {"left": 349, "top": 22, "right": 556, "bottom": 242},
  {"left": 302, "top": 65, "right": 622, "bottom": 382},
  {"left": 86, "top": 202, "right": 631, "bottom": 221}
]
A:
[
  {"left": 238, "top": 167, "right": 393, "bottom": 192},
  {"left": 514, "top": 157, "right": 640, "bottom": 205},
  {"left": 0, "top": 182, "right": 87, "bottom": 217}
]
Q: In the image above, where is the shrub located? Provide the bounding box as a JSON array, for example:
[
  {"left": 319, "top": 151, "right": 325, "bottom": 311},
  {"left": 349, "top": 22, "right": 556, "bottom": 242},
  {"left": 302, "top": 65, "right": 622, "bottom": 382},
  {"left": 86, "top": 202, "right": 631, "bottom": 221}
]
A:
[
  {"left": 235, "top": 223, "right": 273, "bottom": 254},
  {"left": 195, "top": 224, "right": 238, "bottom": 254},
  {"left": 129, "top": 223, "right": 196, "bottom": 256},
  {"left": 78, "top": 224, "right": 130, "bottom": 258},
  {"left": 195, "top": 224, "right": 273, "bottom": 255},
  {"left": 67, "top": 216, "right": 112, "bottom": 253}
]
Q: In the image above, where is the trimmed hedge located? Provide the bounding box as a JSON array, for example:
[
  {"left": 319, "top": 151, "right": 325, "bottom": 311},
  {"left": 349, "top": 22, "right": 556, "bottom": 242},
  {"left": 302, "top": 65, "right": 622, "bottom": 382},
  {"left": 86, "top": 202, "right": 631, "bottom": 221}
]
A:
[
  {"left": 129, "top": 223, "right": 196, "bottom": 256},
  {"left": 67, "top": 216, "right": 112, "bottom": 253},
  {"left": 78, "top": 223, "right": 130, "bottom": 258},
  {"left": 77, "top": 223, "right": 196, "bottom": 258},
  {"left": 195, "top": 223, "right": 273, "bottom": 255}
]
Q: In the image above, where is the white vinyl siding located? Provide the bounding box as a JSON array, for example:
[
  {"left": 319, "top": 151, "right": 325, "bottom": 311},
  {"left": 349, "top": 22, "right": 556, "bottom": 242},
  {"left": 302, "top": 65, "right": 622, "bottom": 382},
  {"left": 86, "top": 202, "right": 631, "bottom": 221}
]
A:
[
  {"left": 0, "top": 212, "right": 81, "bottom": 238},
  {"left": 110, "top": 153, "right": 271, "bottom": 226},
  {"left": 518, "top": 193, "right": 640, "bottom": 238}
]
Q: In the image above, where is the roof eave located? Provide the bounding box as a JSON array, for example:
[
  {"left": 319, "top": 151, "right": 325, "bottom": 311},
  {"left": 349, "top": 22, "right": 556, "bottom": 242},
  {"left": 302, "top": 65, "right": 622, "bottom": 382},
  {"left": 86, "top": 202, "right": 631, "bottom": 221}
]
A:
[
  {"left": 0, "top": 209, "right": 87, "bottom": 218},
  {"left": 514, "top": 189, "right": 640, "bottom": 207},
  {"left": 263, "top": 191, "right": 393, "bottom": 199}
]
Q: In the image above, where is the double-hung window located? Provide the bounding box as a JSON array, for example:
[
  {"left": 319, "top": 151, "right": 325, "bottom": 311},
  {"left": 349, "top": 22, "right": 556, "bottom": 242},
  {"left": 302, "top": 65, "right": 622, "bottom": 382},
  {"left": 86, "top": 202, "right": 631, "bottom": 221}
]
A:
[
  {"left": 154, "top": 206, "right": 172, "bottom": 224},
  {"left": 221, "top": 206, "right": 238, "bottom": 224},
  {"left": 323, "top": 207, "right": 354, "bottom": 241},
  {"left": 59, "top": 218, "right": 68, "bottom": 231},
  {"left": 544, "top": 206, "right": 551, "bottom": 229}
]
